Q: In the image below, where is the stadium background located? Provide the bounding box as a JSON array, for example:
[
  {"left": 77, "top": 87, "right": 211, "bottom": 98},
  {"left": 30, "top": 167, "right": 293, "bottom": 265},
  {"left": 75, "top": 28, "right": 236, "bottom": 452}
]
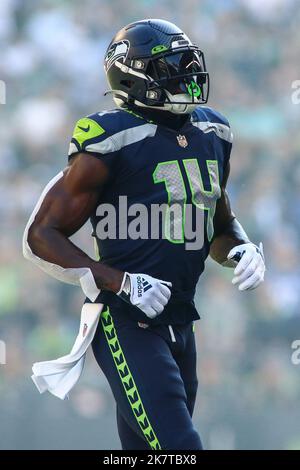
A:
[{"left": 1, "top": 0, "right": 300, "bottom": 450}]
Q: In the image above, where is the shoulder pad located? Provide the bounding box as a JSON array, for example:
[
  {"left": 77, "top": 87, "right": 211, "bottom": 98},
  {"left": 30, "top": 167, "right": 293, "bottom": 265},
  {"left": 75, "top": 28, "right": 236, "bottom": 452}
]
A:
[
  {"left": 68, "top": 108, "right": 156, "bottom": 157},
  {"left": 69, "top": 109, "right": 120, "bottom": 156},
  {"left": 191, "top": 106, "right": 233, "bottom": 143},
  {"left": 72, "top": 116, "right": 106, "bottom": 147},
  {"left": 192, "top": 106, "right": 230, "bottom": 127}
]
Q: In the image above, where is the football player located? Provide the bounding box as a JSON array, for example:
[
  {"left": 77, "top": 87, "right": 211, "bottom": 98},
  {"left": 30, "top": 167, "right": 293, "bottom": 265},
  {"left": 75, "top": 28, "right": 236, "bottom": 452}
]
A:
[{"left": 23, "top": 19, "right": 265, "bottom": 450}]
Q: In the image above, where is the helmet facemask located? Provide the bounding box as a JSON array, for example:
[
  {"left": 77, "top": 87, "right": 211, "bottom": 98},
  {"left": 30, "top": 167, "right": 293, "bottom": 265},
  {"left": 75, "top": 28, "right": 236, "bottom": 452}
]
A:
[{"left": 143, "top": 48, "right": 209, "bottom": 113}]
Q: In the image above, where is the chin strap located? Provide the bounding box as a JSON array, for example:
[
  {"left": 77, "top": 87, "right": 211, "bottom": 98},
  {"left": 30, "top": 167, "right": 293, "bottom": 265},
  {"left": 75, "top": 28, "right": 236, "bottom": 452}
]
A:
[{"left": 106, "top": 87, "right": 200, "bottom": 115}]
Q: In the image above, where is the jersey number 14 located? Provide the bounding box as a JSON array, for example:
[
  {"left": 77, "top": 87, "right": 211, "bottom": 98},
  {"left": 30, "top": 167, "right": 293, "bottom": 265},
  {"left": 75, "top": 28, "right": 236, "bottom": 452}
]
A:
[{"left": 153, "top": 159, "right": 221, "bottom": 245}]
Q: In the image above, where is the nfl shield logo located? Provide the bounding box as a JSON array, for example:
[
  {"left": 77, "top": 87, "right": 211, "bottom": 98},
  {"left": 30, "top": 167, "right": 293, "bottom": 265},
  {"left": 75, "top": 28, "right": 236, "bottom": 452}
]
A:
[{"left": 177, "top": 134, "right": 188, "bottom": 148}]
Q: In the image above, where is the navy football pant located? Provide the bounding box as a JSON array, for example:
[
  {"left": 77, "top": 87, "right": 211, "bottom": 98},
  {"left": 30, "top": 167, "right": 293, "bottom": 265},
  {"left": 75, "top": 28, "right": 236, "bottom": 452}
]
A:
[{"left": 92, "top": 306, "right": 202, "bottom": 450}]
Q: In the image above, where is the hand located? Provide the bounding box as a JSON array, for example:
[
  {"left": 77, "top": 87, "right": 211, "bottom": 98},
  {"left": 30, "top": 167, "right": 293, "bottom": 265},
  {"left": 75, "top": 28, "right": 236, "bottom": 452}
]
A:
[
  {"left": 117, "top": 272, "right": 172, "bottom": 319},
  {"left": 227, "top": 242, "right": 265, "bottom": 291}
]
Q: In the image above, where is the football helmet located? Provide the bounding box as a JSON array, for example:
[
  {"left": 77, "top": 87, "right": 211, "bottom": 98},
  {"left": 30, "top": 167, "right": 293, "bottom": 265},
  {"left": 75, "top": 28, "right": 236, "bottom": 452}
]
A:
[{"left": 104, "top": 19, "right": 209, "bottom": 114}]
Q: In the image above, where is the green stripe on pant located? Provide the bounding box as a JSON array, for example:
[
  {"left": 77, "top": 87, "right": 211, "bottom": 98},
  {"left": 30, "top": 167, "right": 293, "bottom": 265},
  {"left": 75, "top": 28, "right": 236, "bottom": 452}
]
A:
[{"left": 101, "top": 307, "right": 161, "bottom": 450}]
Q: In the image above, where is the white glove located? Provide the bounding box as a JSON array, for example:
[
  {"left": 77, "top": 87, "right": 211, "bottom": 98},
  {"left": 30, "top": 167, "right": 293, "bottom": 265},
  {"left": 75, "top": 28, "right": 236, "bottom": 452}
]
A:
[
  {"left": 227, "top": 242, "right": 265, "bottom": 291},
  {"left": 117, "top": 272, "right": 172, "bottom": 319}
]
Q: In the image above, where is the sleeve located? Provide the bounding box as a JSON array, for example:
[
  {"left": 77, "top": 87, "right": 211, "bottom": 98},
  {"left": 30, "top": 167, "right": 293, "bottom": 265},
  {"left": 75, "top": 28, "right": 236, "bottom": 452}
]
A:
[
  {"left": 223, "top": 131, "right": 233, "bottom": 171},
  {"left": 216, "top": 112, "right": 233, "bottom": 172},
  {"left": 68, "top": 114, "right": 120, "bottom": 170},
  {"left": 194, "top": 106, "right": 233, "bottom": 169}
]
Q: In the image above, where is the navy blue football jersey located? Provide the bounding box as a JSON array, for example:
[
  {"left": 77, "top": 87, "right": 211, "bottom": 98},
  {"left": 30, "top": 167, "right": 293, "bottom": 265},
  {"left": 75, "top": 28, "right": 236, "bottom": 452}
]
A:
[{"left": 68, "top": 106, "right": 233, "bottom": 325}]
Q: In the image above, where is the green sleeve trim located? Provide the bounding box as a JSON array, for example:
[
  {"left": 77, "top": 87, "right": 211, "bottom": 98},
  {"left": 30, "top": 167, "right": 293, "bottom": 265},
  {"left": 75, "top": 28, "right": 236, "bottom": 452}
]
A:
[
  {"left": 101, "top": 308, "right": 161, "bottom": 450},
  {"left": 72, "top": 117, "right": 105, "bottom": 148}
]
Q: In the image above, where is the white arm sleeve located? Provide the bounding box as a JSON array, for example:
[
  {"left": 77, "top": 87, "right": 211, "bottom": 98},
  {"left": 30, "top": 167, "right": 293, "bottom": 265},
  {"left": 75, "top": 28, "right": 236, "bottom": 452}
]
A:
[{"left": 22, "top": 171, "right": 101, "bottom": 302}]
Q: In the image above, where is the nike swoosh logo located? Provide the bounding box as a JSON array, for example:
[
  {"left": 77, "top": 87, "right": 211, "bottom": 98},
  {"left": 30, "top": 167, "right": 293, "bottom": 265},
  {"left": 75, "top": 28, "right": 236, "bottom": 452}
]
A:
[{"left": 78, "top": 125, "right": 90, "bottom": 132}]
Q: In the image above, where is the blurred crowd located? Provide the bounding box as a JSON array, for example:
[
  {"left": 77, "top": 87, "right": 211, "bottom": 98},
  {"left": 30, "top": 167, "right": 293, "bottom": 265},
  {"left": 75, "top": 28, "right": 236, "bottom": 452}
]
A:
[{"left": 0, "top": 0, "right": 300, "bottom": 450}]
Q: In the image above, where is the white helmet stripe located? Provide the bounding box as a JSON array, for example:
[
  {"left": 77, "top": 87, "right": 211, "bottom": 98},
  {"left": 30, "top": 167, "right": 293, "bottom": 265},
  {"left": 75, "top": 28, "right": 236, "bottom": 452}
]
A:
[{"left": 114, "top": 60, "right": 151, "bottom": 81}]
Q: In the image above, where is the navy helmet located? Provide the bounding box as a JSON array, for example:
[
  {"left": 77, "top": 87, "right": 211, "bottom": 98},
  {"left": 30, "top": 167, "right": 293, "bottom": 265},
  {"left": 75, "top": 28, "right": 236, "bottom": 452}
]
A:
[{"left": 104, "top": 19, "right": 209, "bottom": 114}]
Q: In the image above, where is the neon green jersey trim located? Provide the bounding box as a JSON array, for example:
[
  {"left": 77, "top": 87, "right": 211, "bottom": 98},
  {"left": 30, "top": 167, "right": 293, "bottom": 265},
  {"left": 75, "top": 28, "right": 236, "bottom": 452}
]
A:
[
  {"left": 72, "top": 117, "right": 105, "bottom": 148},
  {"left": 123, "top": 107, "right": 154, "bottom": 124},
  {"left": 101, "top": 308, "right": 161, "bottom": 450},
  {"left": 93, "top": 238, "right": 100, "bottom": 261}
]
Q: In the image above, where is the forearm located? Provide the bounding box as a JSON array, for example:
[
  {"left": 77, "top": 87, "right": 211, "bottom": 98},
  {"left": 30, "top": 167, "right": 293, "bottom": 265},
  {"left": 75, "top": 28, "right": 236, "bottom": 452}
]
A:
[
  {"left": 26, "top": 225, "right": 123, "bottom": 293},
  {"left": 208, "top": 163, "right": 265, "bottom": 290},
  {"left": 210, "top": 217, "right": 250, "bottom": 265}
]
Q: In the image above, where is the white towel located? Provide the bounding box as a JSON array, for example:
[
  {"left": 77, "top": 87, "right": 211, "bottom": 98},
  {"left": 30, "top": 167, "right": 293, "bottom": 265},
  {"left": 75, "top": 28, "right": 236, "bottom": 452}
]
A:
[{"left": 31, "top": 303, "right": 104, "bottom": 400}]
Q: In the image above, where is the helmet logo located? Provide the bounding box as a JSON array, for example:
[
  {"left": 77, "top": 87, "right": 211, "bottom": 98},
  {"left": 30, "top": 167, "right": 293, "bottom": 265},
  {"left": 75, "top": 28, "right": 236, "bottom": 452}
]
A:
[
  {"left": 151, "top": 44, "right": 169, "bottom": 55},
  {"left": 187, "top": 81, "right": 202, "bottom": 98},
  {"left": 105, "top": 40, "right": 130, "bottom": 71},
  {"left": 177, "top": 134, "right": 188, "bottom": 148}
]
